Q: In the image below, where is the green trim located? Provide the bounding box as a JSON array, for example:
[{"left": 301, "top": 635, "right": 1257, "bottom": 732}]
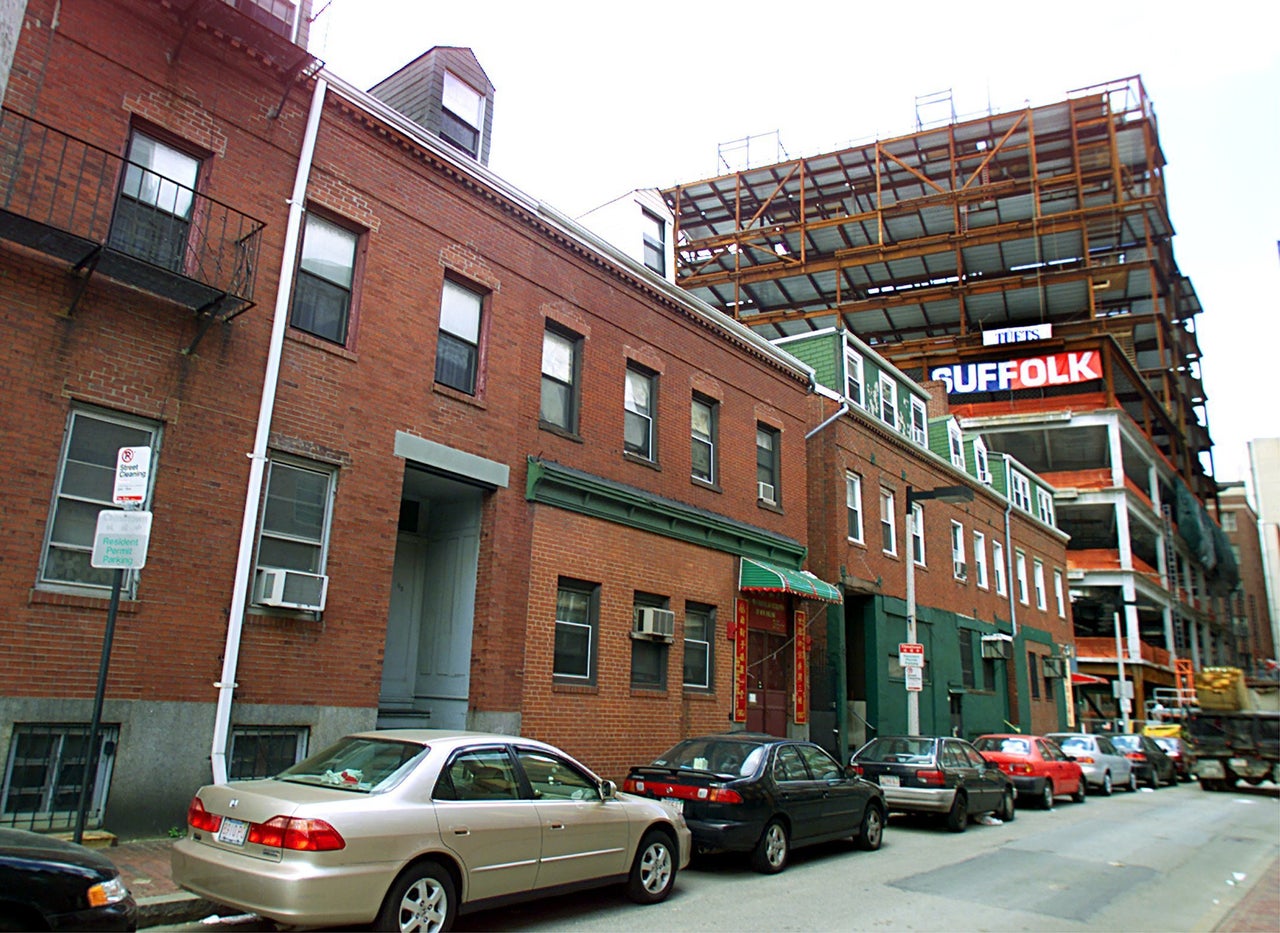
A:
[
  {"left": 526, "top": 458, "right": 806, "bottom": 565},
  {"left": 739, "top": 557, "right": 843, "bottom": 604}
]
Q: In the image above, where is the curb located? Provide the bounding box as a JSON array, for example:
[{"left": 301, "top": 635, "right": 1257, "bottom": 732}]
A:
[{"left": 138, "top": 892, "right": 223, "bottom": 929}]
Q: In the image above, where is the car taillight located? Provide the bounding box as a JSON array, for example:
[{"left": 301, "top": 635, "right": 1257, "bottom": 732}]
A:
[
  {"left": 852, "top": 763, "right": 864, "bottom": 776},
  {"left": 247, "top": 816, "right": 345, "bottom": 851},
  {"left": 1125, "top": 752, "right": 1146, "bottom": 762},
  {"left": 623, "top": 778, "right": 643, "bottom": 793},
  {"left": 186, "top": 797, "right": 221, "bottom": 833},
  {"left": 1010, "top": 762, "right": 1034, "bottom": 775},
  {"left": 707, "top": 787, "right": 743, "bottom": 804},
  {"left": 915, "top": 769, "right": 946, "bottom": 786},
  {"left": 1074, "top": 756, "right": 1095, "bottom": 764}
]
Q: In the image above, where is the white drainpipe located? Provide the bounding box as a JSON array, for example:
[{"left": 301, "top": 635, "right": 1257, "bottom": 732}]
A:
[{"left": 210, "top": 76, "right": 328, "bottom": 784}]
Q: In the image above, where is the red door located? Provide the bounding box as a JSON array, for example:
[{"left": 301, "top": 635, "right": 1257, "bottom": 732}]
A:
[{"left": 747, "top": 630, "right": 790, "bottom": 737}]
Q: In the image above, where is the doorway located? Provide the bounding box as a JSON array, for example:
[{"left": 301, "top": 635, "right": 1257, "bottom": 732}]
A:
[{"left": 746, "top": 629, "right": 790, "bottom": 737}]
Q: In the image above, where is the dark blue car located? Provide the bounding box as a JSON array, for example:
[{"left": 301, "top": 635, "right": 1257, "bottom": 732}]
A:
[{"left": 0, "top": 828, "right": 138, "bottom": 931}]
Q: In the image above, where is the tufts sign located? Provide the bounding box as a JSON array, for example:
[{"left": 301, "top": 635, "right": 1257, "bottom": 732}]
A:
[{"left": 930, "top": 350, "right": 1102, "bottom": 394}]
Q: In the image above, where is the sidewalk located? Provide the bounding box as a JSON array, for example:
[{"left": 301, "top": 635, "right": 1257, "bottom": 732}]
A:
[
  {"left": 1213, "top": 854, "right": 1280, "bottom": 932},
  {"left": 101, "top": 837, "right": 221, "bottom": 928}
]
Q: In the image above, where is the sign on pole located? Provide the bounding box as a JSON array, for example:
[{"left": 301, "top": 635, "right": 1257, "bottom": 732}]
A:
[
  {"left": 112, "top": 446, "right": 151, "bottom": 505},
  {"left": 899, "top": 642, "right": 924, "bottom": 668},
  {"left": 91, "top": 510, "right": 153, "bottom": 569},
  {"left": 905, "top": 667, "right": 923, "bottom": 692}
]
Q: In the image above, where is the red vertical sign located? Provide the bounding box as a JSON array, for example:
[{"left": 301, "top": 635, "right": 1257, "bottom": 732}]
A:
[
  {"left": 733, "top": 598, "right": 749, "bottom": 722},
  {"left": 793, "top": 609, "right": 808, "bottom": 724}
]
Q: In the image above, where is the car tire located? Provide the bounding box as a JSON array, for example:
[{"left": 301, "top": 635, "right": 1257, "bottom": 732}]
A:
[
  {"left": 751, "top": 818, "right": 789, "bottom": 873},
  {"left": 1039, "top": 781, "right": 1055, "bottom": 810},
  {"left": 375, "top": 860, "right": 455, "bottom": 933},
  {"left": 1072, "top": 779, "right": 1087, "bottom": 804},
  {"left": 997, "top": 787, "right": 1016, "bottom": 823},
  {"left": 946, "top": 792, "right": 968, "bottom": 833},
  {"left": 1100, "top": 771, "right": 1113, "bottom": 796},
  {"left": 626, "top": 829, "right": 677, "bottom": 904},
  {"left": 1147, "top": 769, "right": 1160, "bottom": 790},
  {"left": 1126, "top": 772, "right": 1139, "bottom": 793},
  {"left": 855, "top": 802, "right": 885, "bottom": 851}
]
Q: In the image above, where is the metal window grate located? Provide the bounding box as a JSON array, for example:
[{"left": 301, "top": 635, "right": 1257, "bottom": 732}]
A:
[{"left": 1, "top": 723, "right": 118, "bottom": 832}]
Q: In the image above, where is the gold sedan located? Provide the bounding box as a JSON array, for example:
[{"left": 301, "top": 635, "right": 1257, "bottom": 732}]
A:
[{"left": 171, "top": 730, "right": 690, "bottom": 931}]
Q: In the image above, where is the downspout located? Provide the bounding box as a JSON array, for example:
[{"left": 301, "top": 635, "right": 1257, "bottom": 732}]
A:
[
  {"left": 1004, "top": 499, "right": 1017, "bottom": 636},
  {"left": 805, "top": 401, "right": 850, "bottom": 440},
  {"left": 210, "top": 76, "right": 328, "bottom": 784}
]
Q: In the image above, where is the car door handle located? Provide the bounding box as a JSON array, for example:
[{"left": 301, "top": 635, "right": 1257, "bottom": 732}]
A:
[
  {"left": 548, "top": 822, "right": 565, "bottom": 831},
  {"left": 452, "top": 827, "right": 470, "bottom": 836}
]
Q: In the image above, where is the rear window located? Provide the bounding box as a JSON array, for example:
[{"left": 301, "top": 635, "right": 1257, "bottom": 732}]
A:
[
  {"left": 1110, "top": 735, "right": 1141, "bottom": 751},
  {"left": 650, "top": 738, "right": 767, "bottom": 777},
  {"left": 1051, "top": 736, "right": 1090, "bottom": 754},
  {"left": 855, "top": 737, "right": 936, "bottom": 764},
  {"left": 974, "top": 737, "right": 1030, "bottom": 756},
  {"left": 277, "top": 736, "right": 426, "bottom": 792}
]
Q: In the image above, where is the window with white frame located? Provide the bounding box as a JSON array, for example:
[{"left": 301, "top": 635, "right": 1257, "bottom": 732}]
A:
[
  {"left": 974, "top": 531, "right": 988, "bottom": 588},
  {"left": 1053, "top": 568, "right": 1065, "bottom": 617},
  {"left": 757, "top": 425, "right": 780, "bottom": 504},
  {"left": 683, "top": 603, "right": 714, "bottom": 689},
  {"left": 951, "top": 521, "right": 966, "bottom": 578},
  {"left": 1037, "top": 488, "right": 1055, "bottom": 526},
  {"left": 253, "top": 458, "right": 336, "bottom": 600},
  {"left": 1220, "top": 511, "right": 1237, "bottom": 532},
  {"left": 880, "top": 488, "right": 896, "bottom": 555},
  {"left": 1010, "top": 471, "right": 1032, "bottom": 512},
  {"left": 911, "top": 502, "right": 926, "bottom": 565},
  {"left": 540, "top": 324, "right": 581, "bottom": 433},
  {"left": 229, "top": 726, "right": 309, "bottom": 780},
  {"left": 993, "top": 540, "right": 1007, "bottom": 595},
  {"left": 846, "top": 348, "right": 865, "bottom": 408},
  {"left": 41, "top": 406, "right": 160, "bottom": 594},
  {"left": 878, "top": 372, "right": 899, "bottom": 429},
  {"left": 691, "top": 395, "right": 717, "bottom": 484},
  {"left": 290, "top": 211, "right": 359, "bottom": 345},
  {"left": 436, "top": 279, "right": 485, "bottom": 395},
  {"left": 846, "top": 472, "right": 864, "bottom": 543},
  {"left": 440, "top": 71, "right": 485, "bottom": 157},
  {"left": 973, "top": 437, "right": 991, "bottom": 484},
  {"left": 624, "top": 365, "right": 657, "bottom": 461},
  {"left": 947, "top": 421, "right": 966, "bottom": 470},
  {"left": 1033, "top": 559, "right": 1046, "bottom": 610},
  {"left": 641, "top": 209, "right": 666, "bottom": 276},
  {"left": 554, "top": 579, "right": 598, "bottom": 682},
  {"left": 1016, "top": 550, "right": 1028, "bottom": 604},
  {"left": 910, "top": 396, "right": 927, "bottom": 446}
]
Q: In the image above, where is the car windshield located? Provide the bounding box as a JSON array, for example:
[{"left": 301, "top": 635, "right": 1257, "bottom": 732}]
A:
[
  {"left": 1050, "top": 735, "right": 1091, "bottom": 754},
  {"left": 1154, "top": 738, "right": 1179, "bottom": 753},
  {"left": 1109, "top": 735, "right": 1141, "bottom": 751},
  {"left": 650, "top": 738, "right": 766, "bottom": 777},
  {"left": 276, "top": 737, "right": 427, "bottom": 793},
  {"left": 974, "top": 737, "right": 1031, "bottom": 756},
  {"left": 856, "top": 737, "right": 936, "bottom": 764}
]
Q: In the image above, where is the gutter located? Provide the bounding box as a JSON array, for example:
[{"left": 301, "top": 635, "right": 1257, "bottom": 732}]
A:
[{"left": 210, "top": 76, "right": 328, "bottom": 784}]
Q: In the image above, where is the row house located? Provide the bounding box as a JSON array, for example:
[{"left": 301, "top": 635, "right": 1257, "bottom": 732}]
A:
[
  {"left": 0, "top": 0, "right": 838, "bottom": 837},
  {"left": 1209, "top": 484, "right": 1277, "bottom": 675}
]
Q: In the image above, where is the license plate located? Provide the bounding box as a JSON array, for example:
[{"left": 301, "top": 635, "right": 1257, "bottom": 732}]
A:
[
  {"left": 662, "top": 797, "right": 684, "bottom": 814},
  {"left": 216, "top": 817, "right": 249, "bottom": 846},
  {"left": 879, "top": 775, "right": 900, "bottom": 788}
]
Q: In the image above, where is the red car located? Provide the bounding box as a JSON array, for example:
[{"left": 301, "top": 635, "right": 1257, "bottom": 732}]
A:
[{"left": 973, "top": 734, "right": 1086, "bottom": 809}]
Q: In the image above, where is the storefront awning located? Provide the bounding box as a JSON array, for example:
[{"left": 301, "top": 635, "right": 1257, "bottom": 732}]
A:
[
  {"left": 1071, "top": 671, "right": 1109, "bottom": 686},
  {"left": 739, "top": 557, "right": 842, "bottom": 604}
]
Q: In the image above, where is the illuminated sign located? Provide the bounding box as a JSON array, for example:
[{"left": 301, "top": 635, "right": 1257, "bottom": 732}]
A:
[{"left": 930, "top": 351, "right": 1102, "bottom": 394}]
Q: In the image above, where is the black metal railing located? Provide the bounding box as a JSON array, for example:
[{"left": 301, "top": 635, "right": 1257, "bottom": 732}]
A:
[{"left": 0, "top": 106, "right": 263, "bottom": 307}]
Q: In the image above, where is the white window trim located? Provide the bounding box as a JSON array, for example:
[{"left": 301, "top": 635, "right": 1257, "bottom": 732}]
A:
[
  {"left": 1011, "top": 471, "right": 1032, "bottom": 512},
  {"left": 1037, "top": 488, "right": 1055, "bottom": 526},
  {"left": 974, "top": 531, "right": 988, "bottom": 589},
  {"left": 846, "top": 472, "right": 864, "bottom": 543},
  {"left": 910, "top": 396, "right": 927, "bottom": 446},
  {"left": 974, "top": 437, "right": 991, "bottom": 485},
  {"left": 951, "top": 520, "right": 966, "bottom": 578},
  {"left": 1034, "top": 559, "right": 1047, "bottom": 610},
  {"left": 993, "top": 540, "right": 1007, "bottom": 596},
  {"left": 878, "top": 372, "right": 899, "bottom": 430},
  {"left": 1053, "top": 568, "right": 1066, "bottom": 617},
  {"left": 911, "top": 502, "right": 926, "bottom": 566},
  {"left": 846, "top": 348, "right": 865, "bottom": 409},
  {"left": 880, "top": 489, "right": 897, "bottom": 556},
  {"left": 1016, "top": 551, "right": 1029, "bottom": 605},
  {"left": 947, "top": 420, "right": 965, "bottom": 470}
]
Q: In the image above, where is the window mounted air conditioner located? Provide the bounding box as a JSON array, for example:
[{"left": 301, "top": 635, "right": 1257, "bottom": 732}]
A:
[
  {"left": 1043, "top": 657, "right": 1065, "bottom": 678},
  {"left": 633, "top": 607, "right": 676, "bottom": 640},
  {"left": 758, "top": 482, "right": 776, "bottom": 505},
  {"left": 953, "top": 561, "right": 968, "bottom": 579},
  {"left": 981, "top": 633, "right": 1013, "bottom": 659},
  {"left": 254, "top": 567, "right": 328, "bottom": 612}
]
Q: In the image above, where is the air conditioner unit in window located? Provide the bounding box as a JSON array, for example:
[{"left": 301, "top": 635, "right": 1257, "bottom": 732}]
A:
[
  {"left": 757, "top": 482, "right": 776, "bottom": 505},
  {"left": 981, "top": 633, "right": 1013, "bottom": 659},
  {"left": 633, "top": 607, "right": 676, "bottom": 640},
  {"left": 954, "top": 561, "right": 968, "bottom": 579},
  {"left": 1043, "top": 657, "right": 1065, "bottom": 678},
  {"left": 254, "top": 567, "right": 328, "bottom": 612}
]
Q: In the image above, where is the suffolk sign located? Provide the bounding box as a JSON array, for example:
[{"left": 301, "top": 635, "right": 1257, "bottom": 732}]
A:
[{"left": 929, "top": 350, "right": 1102, "bottom": 394}]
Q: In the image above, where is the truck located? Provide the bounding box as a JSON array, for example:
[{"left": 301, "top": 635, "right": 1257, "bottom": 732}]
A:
[{"left": 1183, "top": 667, "right": 1280, "bottom": 791}]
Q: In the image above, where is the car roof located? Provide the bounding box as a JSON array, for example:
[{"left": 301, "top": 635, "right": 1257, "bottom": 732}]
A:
[{"left": 344, "top": 729, "right": 562, "bottom": 754}]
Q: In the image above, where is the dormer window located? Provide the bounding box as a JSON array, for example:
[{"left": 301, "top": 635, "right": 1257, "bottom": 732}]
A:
[
  {"left": 947, "top": 420, "right": 965, "bottom": 470},
  {"left": 846, "top": 349, "right": 865, "bottom": 408},
  {"left": 974, "top": 437, "right": 991, "bottom": 484},
  {"left": 878, "top": 372, "right": 899, "bottom": 429},
  {"left": 641, "top": 210, "right": 666, "bottom": 276},
  {"left": 441, "top": 71, "right": 484, "bottom": 157},
  {"left": 910, "top": 396, "right": 927, "bottom": 445}
]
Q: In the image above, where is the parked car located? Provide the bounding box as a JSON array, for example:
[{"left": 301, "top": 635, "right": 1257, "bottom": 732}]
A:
[
  {"left": 0, "top": 827, "right": 138, "bottom": 931},
  {"left": 172, "top": 730, "right": 690, "bottom": 932},
  {"left": 850, "top": 735, "right": 1015, "bottom": 832},
  {"left": 1046, "top": 732, "right": 1138, "bottom": 795},
  {"left": 1109, "top": 733, "right": 1178, "bottom": 788},
  {"left": 1152, "top": 736, "right": 1197, "bottom": 782},
  {"left": 972, "top": 734, "right": 1086, "bottom": 809},
  {"left": 623, "top": 732, "right": 884, "bottom": 874}
]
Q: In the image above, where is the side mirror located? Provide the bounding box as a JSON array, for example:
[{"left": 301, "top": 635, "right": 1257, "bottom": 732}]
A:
[{"left": 599, "top": 778, "right": 618, "bottom": 800}]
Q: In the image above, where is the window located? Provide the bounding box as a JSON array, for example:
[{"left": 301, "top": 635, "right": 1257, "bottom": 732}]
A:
[
  {"left": 878, "top": 372, "right": 899, "bottom": 429},
  {"left": 1010, "top": 471, "right": 1032, "bottom": 512},
  {"left": 624, "top": 365, "right": 656, "bottom": 460},
  {"left": 641, "top": 209, "right": 666, "bottom": 275},
  {"left": 1054, "top": 568, "right": 1065, "bottom": 617},
  {"left": 880, "top": 489, "right": 897, "bottom": 555},
  {"left": 846, "top": 348, "right": 865, "bottom": 408},
  {"left": 993, "top": 540, "right": 1007, "bottom": 595},
  {"left": 948, "top": 421, "right": 966, "bottom": 470},
  {"left": 289, "top": 212, "right": 359, "bottom": 344},
  {"left": 1037, "top": 488, "right": 1055, "bottom": 526},
  {"left": 540, "top": 325, "right": 581, "bottom": 432},
  {"left": 254, "top": 458, "right": 335, "bottom": 592},
  {"left": 41, "top": 407, "right": 159, "bottom": 594},
  {"left": 1016, "top": 550, "right": 1028, "bottom": 604},
  {"left": 1221, "top": 511, "right": 1237, "bottom": 532},
  {"left": 1028, "top": 653, "right": 1041, "bottom": 699},
  {"left": 757, "top": 425, "right": 780, "bottom": 504},
  {"left": 229, "top": 727, "right": 308, "bottom": 780},
  {"left": 683, "top": 603, "right": 714, "bottom": 689},
  {"left": 691, "top": 396, "right": 717, "bottom": 484},
  {"left": 973, "top": 437, "right": 991, "bottom": 484},
  {"left": 2, "top": 723, "right": 119, "bottom": 830},
  {"left": 554, "top": 579, "right": 598, "bottom": 682},
  {"left": 632, "top": 593, "right": 669, "bottom": 689},
  {"left": 974, "top": 531, "right": 988, "bottom": 588},
  {"left": 110, "top": 130, "right": 200, "bottom": 272},
  {"left": 1034, "top": 559, "right": 1047, "bottom": 610},
  {"left": 846, "top": 472, "right": 864, "bottom": 543},
  {"left": 951, "top": 521, "right": 966, "bottom": 579},
  {"left": 910, "top": 396, "right": 927, "bottom": 445},
  {"left": 911, "top": 502, "right": 926, "bottom": 565},
  {"left": 959, "top": 632, "right": 975, "bottom": 689},
  {"left": 440, "top": 71, "right": 484, "bottom": 157},
  {"left": 436, "top": 279, "right": 484, "bottom": 394}
]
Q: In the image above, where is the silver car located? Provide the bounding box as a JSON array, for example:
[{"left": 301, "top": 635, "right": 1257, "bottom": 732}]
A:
[
  {"left": 172, "top": 730, "right": 691, "bottom": 932},
  {"left": 1045, "top": 732, "right": 1137, "bottom": 795}
]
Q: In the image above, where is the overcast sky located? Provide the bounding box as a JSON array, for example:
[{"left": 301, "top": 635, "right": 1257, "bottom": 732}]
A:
[{"left": 309, "top": 0, "right": 1280, "bottom": 488}]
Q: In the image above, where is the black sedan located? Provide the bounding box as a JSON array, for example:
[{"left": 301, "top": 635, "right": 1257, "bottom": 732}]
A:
[
  {"left": 0, "top": 828, "right": 138, "bottom": 931},
  {"left": 1110, "top": 733, "right": 1178, "bottom": 788},
  {"left": 623, "top": 732, "right": 884, "bottom": 874},
  {"left": 851, "top": 735, "right": 1016, "bottom": 832}
]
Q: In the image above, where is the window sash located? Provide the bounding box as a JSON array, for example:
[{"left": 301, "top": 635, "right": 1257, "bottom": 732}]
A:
[
  {"left": 880, "top": 490, "right": 896, "bottom": 554},
  {"left": 756, "top": 426, "right": 779, "bottom": 490},
  {"left": 910, "top": 397, "right": 927, "bottom": 445},
  {"left": 691, "top": 398, "right": 715, "bottom": 482},
  {"left": 948, "top": 423, "right": 965, "bottom": 469},
  {"left": 974, "top": 532, "right": 988, "bottom": 588},
  {"left": 878, "top": 374, "right": 898, "bottom": 428},
  {"left": 291, "top": 214, "right": 357, "bottom": 343},
  {"left": 257, "top": 460, "right": 332, "bottom": 576},
  {"left": 1054, "top": 569, "right": 1065, "bottom": 616},
  {"left": 1034, "top": 561, "right": 1047, "bottom": 610},
  {"left": 1016, "top": 553, "right": 1029, "bottom": 604},
  {"left": 846, "top": 351, "right": 865, "bottom": 407},
  {"left": 951, "top": 521, "right": 965, "bottom": 573},
  {"left": 625, "top": 368, "right": 654, "bottom": 459},
  {"left": 846, "top": 473, "right": 864, "bottom": 542},
  {"left": 554, "top": 585, "right": 594, "bottom": 680},
  {"left": 911, "top": 503, "right": 925, "bottom": 565},
  {"left": 683, "top": 606, "right": 713, "bottom": 688},
  {"left": 993, "top": 542, "right": 1007, "bottom": 595}
]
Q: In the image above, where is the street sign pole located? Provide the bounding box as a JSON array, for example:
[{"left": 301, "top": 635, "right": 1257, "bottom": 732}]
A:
[{"left": 74, "top": 567, "right": 122, "bottom": 844}]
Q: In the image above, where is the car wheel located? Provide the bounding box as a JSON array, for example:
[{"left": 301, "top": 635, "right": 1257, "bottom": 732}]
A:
[
  {"left": 1072, "top": 779, "right": 1087, "bottom": 804},
  {"left": 1040, "top": 781, "right": 1055, "bottom": 810},
  {"left": 856, "top": 802, "right": 885, "bottom": 851},
  {"left": 997, "top": 787, "right": 1016, "bottom": 823},
  {"left": 626, "top": 830, "right": 677, "bottom": 904},
  {"left": 946, "top": 792, "right": 968, "bottom": 833},
  {"left": 375, "top": 860, "right": 455, "bottom": 933},
  {"left": 1126, "top": 771, "right": 1139, "bottom": 793},
  {"left": 1100, "top": 771, "right": 1113, "bottom": 796},
  {"left": 751, "top": 818, "right": 789, "bottom": 873},
  {"left": 1146, "top": 769, "right": 1160, "bottom": 790}
]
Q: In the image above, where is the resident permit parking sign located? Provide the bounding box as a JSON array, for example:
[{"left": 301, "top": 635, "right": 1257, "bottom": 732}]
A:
[
  {"left": 113, "top": 446, "right": 151, "bottom": 504},
  {"left": 905, "top": 667, "right": 923, "bottom": 692},
  {"left": 898, "top": 642, "right": 924, "bottom": 668},
  {"left": 91, "top": 510, "right": 153, "bottom": 570}
]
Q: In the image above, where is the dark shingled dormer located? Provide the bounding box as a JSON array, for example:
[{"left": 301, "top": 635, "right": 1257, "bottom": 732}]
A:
[{"left": 369, "top": 46, "right": 495, "bottom": 166}]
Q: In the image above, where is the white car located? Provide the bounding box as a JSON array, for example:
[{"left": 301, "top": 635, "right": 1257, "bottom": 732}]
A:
[
  {"left": 172, "top": 730, "right": 691, "bottom": 931},
  {"left": 1045, "top": 732, "right": 1138, "bottom": 795}
]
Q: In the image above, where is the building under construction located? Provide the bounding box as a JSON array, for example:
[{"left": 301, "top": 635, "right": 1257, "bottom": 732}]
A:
[{"left": 664, "top": 76, "right": 1239, "bottom": 719}]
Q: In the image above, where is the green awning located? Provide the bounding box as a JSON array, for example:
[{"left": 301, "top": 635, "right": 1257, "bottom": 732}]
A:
[{"left": 739, "top": 557, "right": 843, "bottom": 604}]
